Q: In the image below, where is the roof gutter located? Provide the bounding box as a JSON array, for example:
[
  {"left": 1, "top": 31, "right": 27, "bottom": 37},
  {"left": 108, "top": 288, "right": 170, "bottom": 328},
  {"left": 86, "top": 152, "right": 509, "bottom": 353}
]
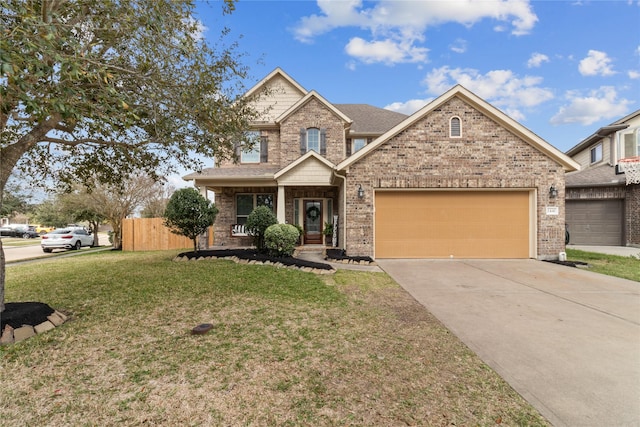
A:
[{"left": 566, "top": 124, "right": 629, "bottom": 156}]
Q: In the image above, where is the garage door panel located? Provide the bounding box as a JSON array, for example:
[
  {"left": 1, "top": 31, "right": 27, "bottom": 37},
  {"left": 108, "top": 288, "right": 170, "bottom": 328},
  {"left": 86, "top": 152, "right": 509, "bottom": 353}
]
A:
[
  {"left": 375, "top": 191, "right": 530, "bottom": 259},
  {"left": 566, "top": 200, "right": 623, "bottom": 246}
]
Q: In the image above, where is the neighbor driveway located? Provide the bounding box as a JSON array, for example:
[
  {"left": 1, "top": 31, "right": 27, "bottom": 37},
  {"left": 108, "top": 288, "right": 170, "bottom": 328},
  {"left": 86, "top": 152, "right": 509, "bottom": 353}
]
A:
[{"left": 377, "top": 259, "right": 640, "bottom": 427}]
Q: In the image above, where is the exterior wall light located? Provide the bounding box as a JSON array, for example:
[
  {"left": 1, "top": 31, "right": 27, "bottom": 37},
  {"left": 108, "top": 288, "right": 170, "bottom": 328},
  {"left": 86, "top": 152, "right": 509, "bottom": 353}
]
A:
[
  {"left": 549, "top": 185, "right": 558, "bottom": 199},
  {"left": 357, "top": 184, "right": 365, "bottom": 199}
]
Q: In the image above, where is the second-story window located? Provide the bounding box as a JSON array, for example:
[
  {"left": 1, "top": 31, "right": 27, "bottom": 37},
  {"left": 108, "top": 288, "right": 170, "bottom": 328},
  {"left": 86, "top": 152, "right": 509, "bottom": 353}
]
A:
[
  {"left": 241, "top": 131, "right": 260, "bottom": 163},
  {"left": 307, "top": 128, "right": 320, "bottom": 153},
  {"left": 590, "top": 143, "right": 603, "bottom": 164},
  {"left": 450, "top": 116, "right": 461, "bottom": 138},
  {"left": 300, "top": 127, "right": 326, "bottom": 155},
  {"left": 238, "top": 131, "right": 268, "bottom": 163},
  {"left": 353, "top": 138, "right": 366, "bottom": 153}
]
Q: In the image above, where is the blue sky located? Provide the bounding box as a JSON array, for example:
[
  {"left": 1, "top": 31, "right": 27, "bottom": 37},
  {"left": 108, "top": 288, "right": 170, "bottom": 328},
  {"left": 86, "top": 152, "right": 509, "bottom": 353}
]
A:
[{"left": 170, "top": 0, "right": 640, "bottom": 187}]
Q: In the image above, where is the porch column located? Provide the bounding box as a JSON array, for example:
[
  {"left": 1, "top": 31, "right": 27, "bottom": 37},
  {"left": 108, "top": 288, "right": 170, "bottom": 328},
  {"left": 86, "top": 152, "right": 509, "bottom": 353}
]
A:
[
  {"left": 277, "top": 185, "right": 286, "bottom": 223},
  {"left": 198, "top": 185, "right": 208, "bottom": 200}
]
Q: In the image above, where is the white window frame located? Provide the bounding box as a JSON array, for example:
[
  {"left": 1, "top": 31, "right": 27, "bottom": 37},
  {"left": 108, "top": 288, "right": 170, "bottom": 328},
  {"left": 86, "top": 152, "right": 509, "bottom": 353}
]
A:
[
  {"left": 352, "top": 138, "right": 366, "bottom": 153},
  {"left": 240, "top": 131, "right": 261, "bottom": 163},
  {"left": 235, "top": 193, "right": 274, "bottom": 227},
  {"left": 449, "top": 116, "right": 462, "bottom": 138},
  {"left": 619, "top": 128, "right": 639, "bottom": 159},
  {"left": 307, "top": 128, "right": 320, "bottom": 153},
  {"left": 590, "top": 143, "right": 603, "bottom": 164}
]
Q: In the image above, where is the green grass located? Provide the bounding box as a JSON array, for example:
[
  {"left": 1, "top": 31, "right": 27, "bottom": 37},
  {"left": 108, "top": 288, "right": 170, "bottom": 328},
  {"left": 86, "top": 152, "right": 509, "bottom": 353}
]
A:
[
  {"left": 1, "top": 251, "right": 548, "bottom": 426},
  {"left": 566, "top": 248, "right": 640, "bottom": 282}
]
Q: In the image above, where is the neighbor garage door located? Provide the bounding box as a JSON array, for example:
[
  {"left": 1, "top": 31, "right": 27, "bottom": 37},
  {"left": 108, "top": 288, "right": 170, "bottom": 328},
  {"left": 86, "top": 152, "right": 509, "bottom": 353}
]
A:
[
  {"left": 566, "top": 199, "right": 623, "bottom": 245},
  {"left": 375, "top": 191, "right": 531, "bottom": 258}
]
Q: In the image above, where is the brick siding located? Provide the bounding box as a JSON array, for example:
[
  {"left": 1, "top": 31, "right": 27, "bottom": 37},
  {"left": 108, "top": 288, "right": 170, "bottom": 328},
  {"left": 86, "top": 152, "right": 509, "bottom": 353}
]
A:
[{"left": 345, "top": 97, "right": 567, "bottom": 259}]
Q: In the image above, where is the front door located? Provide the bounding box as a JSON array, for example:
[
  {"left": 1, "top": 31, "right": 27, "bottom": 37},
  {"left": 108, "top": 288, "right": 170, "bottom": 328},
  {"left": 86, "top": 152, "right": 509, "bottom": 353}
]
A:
[{"left": 304, "top": 200, "right": 323, "bottom": 244}]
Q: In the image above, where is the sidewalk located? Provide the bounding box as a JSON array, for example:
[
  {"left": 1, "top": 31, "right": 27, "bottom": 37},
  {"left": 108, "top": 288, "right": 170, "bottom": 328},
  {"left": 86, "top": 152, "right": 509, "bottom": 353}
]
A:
[{"left": 568, "top": 245, "right": 640, "bottom": 259}]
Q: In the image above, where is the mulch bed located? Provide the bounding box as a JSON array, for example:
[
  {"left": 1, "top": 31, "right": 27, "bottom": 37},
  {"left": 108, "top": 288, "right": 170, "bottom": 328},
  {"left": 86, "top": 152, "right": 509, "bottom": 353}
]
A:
[
  {"left": 1, "top": 302, "right": 55, "bottom": 330},
  {"left": 544, "top": 260, "right": 590, "bottom": 268},
  {"left": 177, "top": 249, "right": 334, "bottom": 270},
  {"left": 325, "top": 248, "right": 375, "bottom": 264}
]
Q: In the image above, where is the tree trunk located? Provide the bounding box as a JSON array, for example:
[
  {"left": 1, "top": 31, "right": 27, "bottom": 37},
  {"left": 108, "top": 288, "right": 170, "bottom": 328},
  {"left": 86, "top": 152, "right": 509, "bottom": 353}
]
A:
[{"left": 0, "top": 239, "right": 5, "bottom": 313}]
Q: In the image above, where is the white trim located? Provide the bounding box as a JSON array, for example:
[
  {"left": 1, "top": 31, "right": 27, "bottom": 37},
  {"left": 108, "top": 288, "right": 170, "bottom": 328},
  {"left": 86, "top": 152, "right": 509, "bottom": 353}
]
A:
[
  {"left": 243, "top": 67, "right": 307, "bottom": 100},
  {"left": 275, "top": 90, "right": 353, "bottom": 125},
  {"left": 449, "top": 116, "right": 462, "bottom": 138},
  {"left": 274, "top": 150, "right": 335, "bottom": 180}
]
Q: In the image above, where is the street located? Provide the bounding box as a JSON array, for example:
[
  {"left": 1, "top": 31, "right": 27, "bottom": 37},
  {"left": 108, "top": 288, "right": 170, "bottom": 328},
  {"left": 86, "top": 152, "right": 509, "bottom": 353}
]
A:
[{"left": 2, "top": 233, "right": 109, "bottom": 263}]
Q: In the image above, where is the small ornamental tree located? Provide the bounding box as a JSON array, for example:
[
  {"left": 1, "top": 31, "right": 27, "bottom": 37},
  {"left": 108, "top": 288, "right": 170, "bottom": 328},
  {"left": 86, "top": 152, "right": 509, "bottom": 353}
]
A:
[
  {"left": 265, "top": 224, "right": 299, "bottom": 257},
  {"left": 245, "top": 206, "right": 277, "bottom": 252},
  {"left": 164, "top": 188, "right": 218, "bottom": 253}
]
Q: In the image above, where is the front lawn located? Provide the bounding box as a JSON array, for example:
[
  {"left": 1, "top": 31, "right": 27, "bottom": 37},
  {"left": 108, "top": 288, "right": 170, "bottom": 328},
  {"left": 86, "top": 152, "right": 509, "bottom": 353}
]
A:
[
  {"left": 1, "top": 251, "right": 547, "bottom": 426},
  {"left": 566, "top": 249, "right": 640, "bottom": 282}
]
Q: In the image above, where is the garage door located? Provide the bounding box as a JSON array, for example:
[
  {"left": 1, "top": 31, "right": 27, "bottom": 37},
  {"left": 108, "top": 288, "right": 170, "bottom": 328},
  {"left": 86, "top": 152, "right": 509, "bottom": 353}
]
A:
[
  {"left": 375, "top": 191, "right": 531, "bottom": 258},
  {"left": 566, "top": 200, "right": 623, "bottom": 245}
]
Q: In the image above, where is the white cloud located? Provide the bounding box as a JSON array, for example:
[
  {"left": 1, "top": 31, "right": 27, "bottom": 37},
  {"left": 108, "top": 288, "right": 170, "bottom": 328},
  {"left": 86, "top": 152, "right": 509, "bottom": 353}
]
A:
[
  {"left": 629, "top": 70, "right": 640, "bottom": 79},
  {"left": 293, "top": 0, "right": 538, "bottom": 64},
  {"left": 422, "top": 66, "right": 554, "bottom": 119},
  {"left": 450, "top": 38, "right": 467, "bottom": 54},
  {"left": 345, "top": 37, "right": 428, "bottom": 64},
  {"left": 550, "top": 86, "right": 632, "bottom": 125},
  {"left": 384, "top": 98, "right": 434, "bottom": 115},
  {"left": 578, "top": 50, "right": 616, "bottom": 76},
  {"left": 527, "top": 52, "right": 549, "bottom": 68}
]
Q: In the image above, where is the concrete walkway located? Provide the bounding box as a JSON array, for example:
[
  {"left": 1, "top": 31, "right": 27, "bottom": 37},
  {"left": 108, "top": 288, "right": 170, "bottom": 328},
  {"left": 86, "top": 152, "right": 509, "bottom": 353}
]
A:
[
  {"left": 377, "top": 259, "right": 640, "bottom": 427},
  {"left": 568, "top": 244, "right": 640, "bottom": 259}
]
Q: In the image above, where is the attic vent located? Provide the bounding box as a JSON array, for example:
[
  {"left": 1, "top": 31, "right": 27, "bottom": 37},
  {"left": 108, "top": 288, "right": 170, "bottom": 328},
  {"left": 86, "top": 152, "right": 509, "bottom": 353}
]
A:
[{"left": 450, "top": 117, "right": 461, "bottom": 138}]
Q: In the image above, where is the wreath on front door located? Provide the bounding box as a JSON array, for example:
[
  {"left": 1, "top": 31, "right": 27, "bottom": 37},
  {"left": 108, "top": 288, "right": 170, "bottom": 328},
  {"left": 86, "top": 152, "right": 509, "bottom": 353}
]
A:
[{"left": 306, "top": 205, "right": 321, "bottom": 221}]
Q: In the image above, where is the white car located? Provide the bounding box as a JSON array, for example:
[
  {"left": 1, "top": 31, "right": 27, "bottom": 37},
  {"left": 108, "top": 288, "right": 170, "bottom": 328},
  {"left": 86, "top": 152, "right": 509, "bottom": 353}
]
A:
[{"left": 41, "top": 228, "right": 94, "bottom": 253}]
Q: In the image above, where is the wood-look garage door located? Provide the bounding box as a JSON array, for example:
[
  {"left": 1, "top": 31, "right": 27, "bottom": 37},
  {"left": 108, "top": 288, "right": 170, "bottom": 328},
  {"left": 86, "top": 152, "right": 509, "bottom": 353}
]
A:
[
  {"left": 566, "top": 199, "right": 623, "bottom": 245},
  {"left": 375, "top": 191, "right": 531, "bottom": 258}
]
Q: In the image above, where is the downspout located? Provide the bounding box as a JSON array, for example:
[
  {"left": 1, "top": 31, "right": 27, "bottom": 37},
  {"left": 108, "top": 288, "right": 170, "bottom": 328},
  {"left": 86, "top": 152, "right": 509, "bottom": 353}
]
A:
[{"left": 332, "top": 169, "right": 347, "bottom": 250}]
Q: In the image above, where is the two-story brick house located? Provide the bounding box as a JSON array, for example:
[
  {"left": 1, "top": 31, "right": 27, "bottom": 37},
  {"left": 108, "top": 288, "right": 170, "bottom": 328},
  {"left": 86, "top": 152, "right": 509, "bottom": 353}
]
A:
[
  {"left": 185, "top": 68, "right": 579, "bottom": 259},
  {"left": 565, "top": 110, "right": 640, "bottom": 246}
]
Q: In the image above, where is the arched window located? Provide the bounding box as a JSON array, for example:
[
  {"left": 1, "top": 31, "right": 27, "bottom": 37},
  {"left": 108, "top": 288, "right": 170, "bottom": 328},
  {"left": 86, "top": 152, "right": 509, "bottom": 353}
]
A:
[{"left": 450, "top": 116, "right": 461, "bottom": 138}]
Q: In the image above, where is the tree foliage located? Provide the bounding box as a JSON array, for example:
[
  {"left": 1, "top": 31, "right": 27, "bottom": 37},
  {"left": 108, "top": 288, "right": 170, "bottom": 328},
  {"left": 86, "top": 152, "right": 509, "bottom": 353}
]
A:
[
  {"left": 0, "top": 0, "right": 257, "bottom": 312},
  {"left": 245, "top": 206, "right": 278, "bottom": 253},
  {"left": 163, "top": 188, "right": 218, "bottom": 253}
]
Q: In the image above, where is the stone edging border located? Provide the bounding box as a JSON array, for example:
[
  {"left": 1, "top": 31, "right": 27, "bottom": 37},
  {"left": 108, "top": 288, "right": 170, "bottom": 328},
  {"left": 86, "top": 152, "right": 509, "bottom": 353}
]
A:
[
  {"left": 173, "top": 254, "right": 336, "bottom": 275},
  {"left": 1, "top": 311, "right": 69, "bottom": 346}
]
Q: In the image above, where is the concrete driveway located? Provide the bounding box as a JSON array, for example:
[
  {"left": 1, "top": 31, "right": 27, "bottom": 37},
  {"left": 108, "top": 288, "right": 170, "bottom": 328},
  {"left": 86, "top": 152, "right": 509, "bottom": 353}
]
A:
[{"left": 377, "top": 259, "right": 640, "bottom": 427}]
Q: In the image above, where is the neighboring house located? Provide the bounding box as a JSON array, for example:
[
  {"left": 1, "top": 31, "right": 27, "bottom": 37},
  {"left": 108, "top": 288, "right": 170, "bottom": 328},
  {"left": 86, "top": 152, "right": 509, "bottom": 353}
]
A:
[
  {"left": 565, "top": 110, "right": 640, "bottom": 246},
  {"left": 185, "top": 68, "right": 579, "bottom": 259}
]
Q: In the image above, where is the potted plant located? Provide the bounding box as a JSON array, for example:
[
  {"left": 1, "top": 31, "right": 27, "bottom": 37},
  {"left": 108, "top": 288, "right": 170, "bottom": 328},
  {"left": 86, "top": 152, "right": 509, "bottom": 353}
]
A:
[{"left": 322, "top": 221, "right": 334, "bottom": 246}]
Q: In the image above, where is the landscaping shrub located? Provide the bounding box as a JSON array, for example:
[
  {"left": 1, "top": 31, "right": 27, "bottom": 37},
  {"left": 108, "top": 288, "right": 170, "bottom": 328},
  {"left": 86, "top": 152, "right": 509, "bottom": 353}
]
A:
[
  {"left": 264, "top": 223, "right": 299, "bottom": 257},
  {"left": 164, "top": 188, "right": 218, "bottom": 252},
  {"left": 245, "top": 206, "right": 277, "bottom": 252}
]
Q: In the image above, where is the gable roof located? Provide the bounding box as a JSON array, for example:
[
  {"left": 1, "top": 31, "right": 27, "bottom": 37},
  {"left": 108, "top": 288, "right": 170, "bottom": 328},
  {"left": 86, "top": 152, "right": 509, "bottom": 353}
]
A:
[
  {"left": 566, "top": 108, "right": 640, "bottom": 156},
  {"left": 276, "top": 90, "right": 353, "bottom": 125},
  {"left": 274, "top": 150, "right": 335, "bottom": 180},
  {"left": 243, "top": 67, "right": 307, "bottom": 100},
  {"left": 337, "top": 85, "right": 580, "bottom": 172},
  {"left": 334, "top": 104, "right": 408, "bottom": 135}
]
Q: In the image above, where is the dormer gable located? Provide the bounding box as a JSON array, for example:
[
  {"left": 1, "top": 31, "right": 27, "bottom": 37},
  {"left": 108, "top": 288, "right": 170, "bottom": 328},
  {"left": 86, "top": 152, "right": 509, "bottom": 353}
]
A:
[
  {"left": 276, "top": 90, "right": 352, "bottom": 126},
  {"left": 244, "top": 67, "right": 308, "bottom": 123}
]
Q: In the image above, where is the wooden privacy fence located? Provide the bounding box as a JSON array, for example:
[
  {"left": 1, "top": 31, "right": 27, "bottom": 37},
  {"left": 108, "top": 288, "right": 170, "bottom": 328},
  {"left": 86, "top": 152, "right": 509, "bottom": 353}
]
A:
[{"left": 122, "top": 218, "right": 214, "bottom": 251}]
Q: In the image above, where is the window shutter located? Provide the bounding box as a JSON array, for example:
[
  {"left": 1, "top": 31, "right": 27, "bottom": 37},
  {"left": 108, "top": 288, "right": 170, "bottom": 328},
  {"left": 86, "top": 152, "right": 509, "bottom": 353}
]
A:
[
  {"left": 346, "top": 139, "right": 352, "bottom": 156},
  {"left": 300, "top": 128, "right": 306, "bottom": 155},
  {"left": 260, "top": 136, "right": 268, "bottom": 163},
  {"left": 320, "top": 128, "right": 326, "bottom": 155}
]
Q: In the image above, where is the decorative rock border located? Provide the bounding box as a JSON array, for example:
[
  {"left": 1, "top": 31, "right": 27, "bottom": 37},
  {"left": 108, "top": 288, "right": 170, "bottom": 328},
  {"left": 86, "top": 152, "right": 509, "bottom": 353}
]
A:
[
  {"left": 1, "top": 310, "right": 68, "bottom": 345},
  {"left": 173, "top": 254, "right": 335, "bottom": 275}
]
